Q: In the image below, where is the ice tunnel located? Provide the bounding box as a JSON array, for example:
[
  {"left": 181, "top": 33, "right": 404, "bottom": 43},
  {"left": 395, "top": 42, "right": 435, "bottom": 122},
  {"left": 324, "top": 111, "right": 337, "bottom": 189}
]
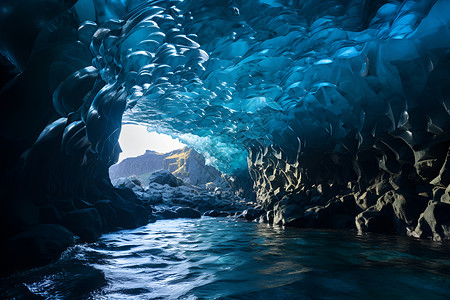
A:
[{"left": 1, "top": 0, "right": 450, "bottom": 271}]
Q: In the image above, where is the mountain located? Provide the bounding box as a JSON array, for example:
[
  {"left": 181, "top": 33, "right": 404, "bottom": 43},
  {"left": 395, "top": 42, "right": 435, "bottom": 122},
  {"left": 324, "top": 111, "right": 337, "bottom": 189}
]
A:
[{"left": 109, "top": 147, "right": 223, "bottom": 186}]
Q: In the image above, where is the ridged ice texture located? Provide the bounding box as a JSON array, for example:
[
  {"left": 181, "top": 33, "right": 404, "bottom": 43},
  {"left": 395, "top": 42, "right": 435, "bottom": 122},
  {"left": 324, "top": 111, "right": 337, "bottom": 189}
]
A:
[{"left": 80, "top": 0, "right": 450, "bottom": 182}]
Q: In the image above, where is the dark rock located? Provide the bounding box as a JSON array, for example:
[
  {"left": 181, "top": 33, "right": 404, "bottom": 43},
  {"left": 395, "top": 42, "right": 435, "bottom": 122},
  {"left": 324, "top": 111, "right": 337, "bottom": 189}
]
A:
[
  {"left": 94, "top": 200, "right": 118, "bottom": 231},
  {"left": 62, "top": 208, "right": 103, "bottom": 242},
  {"left": 115, "top": 176, "right": 142, "bottom": 191},
  {"left": 241, "top": 208, "right": 264, "bottom": 221},
  {"left": 273, "top": 201, "right": 305, "bottom": 226},
  {"left": 114, "top": 187, "right": 142, "bottom": 204},
  {"left": 356, "top": 190, "right": 428, "bottom": 235},
  {"left": 373, "top": 180, "right": 393, "bottom": 197},
  {"left": 53, "top": 197, "right": 76, "bottom": 211},
  {"left": 389, "top": 165, "right": 422, "bottom": 191},
  {"left": 171, "top": 198, "right": 195, "bottom": 207},
  {"left": 389, "top": 191, "right": 428, "bottom": 232},
  {"left": 148, "top": 193, "right": 163, "bottom": 205},
  {"left": 158, "top": 209, "right": 179, "bottom": 219},
  {"left": 355, "top": 202, "right": 395, "bottom": 234},
  {"left": 10, "top": 198, "right": 40, "bottom": 227},
  {"left": 109, "top": 187, "right": 151, "bottom": 228},
  {"left": 413, "top": 201, "right": 450, "bottom": 241},
  {"left": 176, "top": 207, "right": 201, "bottom": 218},
  {"left": 355, "top": 190, "right": 377, "bottom": 210},
  {"left": 294, "top": 195, "right": 357, "bottom": 229},
  {"left": 148, "top": 170, "right": 183, "bottom": 187},
  {"left": 204, "top": 210, "right": 229, "bottom": 217},
  {"left": 39, "top": 205, "right": 61, "bottom": 223},
  {"left": 415, "top": 159, "right": 441, "bottom": 181},
  {"left": 440, "top": 185, "right": 450, "bottom": 204},
  {"left": 431, "top": 148, "right": 450, "bottom": 187},
  {"left": 4, "top": 224, "right": 75, "bottom": 273},
  {"left": 111, "top": 201, "right": 149, "bottom": 229},
  {"left": 266, "top": 210, "right": 274, "bottom": 223}
]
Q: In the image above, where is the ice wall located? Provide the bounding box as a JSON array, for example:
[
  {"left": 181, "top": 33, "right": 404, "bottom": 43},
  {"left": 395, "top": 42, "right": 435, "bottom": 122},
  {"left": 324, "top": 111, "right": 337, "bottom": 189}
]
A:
[
  {"left": 1, "top": 0, "right": 450, "bottom": 246},
  {"left": 75, "top": 0, "right": 450, "bottom": 191}
]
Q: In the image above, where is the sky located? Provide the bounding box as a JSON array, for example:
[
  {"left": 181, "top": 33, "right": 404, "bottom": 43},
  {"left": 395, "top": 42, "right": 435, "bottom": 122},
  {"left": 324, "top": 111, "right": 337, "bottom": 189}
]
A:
[{"left": 117, "top": 124, "right": 185, "bottom": 162}]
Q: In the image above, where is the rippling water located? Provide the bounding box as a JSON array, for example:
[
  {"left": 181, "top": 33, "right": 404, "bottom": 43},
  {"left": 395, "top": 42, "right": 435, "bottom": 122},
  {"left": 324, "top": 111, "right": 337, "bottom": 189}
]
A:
[{"left": 2, "top": 218, "right": 450, "bottom": 299}]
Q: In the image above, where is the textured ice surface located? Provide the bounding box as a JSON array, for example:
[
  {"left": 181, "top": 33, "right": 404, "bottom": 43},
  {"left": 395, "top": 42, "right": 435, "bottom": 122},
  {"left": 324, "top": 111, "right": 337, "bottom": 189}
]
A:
[{"left": 43, "top": 0, "right": 447, "bottom": 184}]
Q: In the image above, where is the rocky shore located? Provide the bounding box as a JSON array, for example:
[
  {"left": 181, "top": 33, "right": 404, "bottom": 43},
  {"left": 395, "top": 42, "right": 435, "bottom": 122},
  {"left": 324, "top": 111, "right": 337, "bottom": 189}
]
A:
[
  {"left": 116, "top": 170, "right": 262, "bottom": 222},
  {"left": 0, "top": 169, "right": 259, "bottom": 276},
  {"left": 252, "top": 149, "right": 450, "bottom": 242}
]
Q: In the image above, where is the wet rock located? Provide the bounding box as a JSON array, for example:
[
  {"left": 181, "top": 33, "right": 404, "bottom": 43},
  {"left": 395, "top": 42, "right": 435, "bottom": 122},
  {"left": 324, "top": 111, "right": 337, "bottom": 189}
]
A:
[
  {"left": 111, "top": 200, "right": 149, "bottom": 229},
  {"left": 176, "top": 207, "right": 201, "bottom": 218},
  {"left": 294, "top": 195, "right": 357, "bottom": 229},
  {"left": 356, "top": 190, "right": 428, "bottom": 235},
  {"left": 203, "top": 210, "right": 229, "bottom": 217},
  {"left": 273, "top": 198, "right": 305, "bottom": 226},
  {"left": 240, "top": 208, "right": 264, "bottom": 221},
  {"left": 413, "top": 201, "right": 450, "bottom": 241},
  {"left": 355, "top": 202, "right": 395, "bottom": 234},
  {"left": 62, "top": 208, "right": 103, "bottom": 242},
  {"left": 4, "top": 224, "right": 75, "bottom": 272},
  {"left": 158, "top": 209, "right": 179, "bottom": 219},
  {"left": 148, "top": 193, "right": 163, "bottom": 205},
  {"left": 389, "top": 191, "right": 428, "bottom": 232},
  {"left": 171, "top": 198, "right": 195, "bottom": 207},
  {"left": 148, "top": 170, "right": 183, "bottom": 187},
  {"left": 94, "top": 200, "right": 118, "bottom": 231}
]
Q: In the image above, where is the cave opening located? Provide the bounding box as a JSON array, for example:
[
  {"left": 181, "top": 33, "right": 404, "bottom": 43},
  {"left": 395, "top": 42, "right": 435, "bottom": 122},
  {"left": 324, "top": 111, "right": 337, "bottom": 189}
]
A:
[{"left": 116, "top": 123, "right": 185, "bottom": 162}]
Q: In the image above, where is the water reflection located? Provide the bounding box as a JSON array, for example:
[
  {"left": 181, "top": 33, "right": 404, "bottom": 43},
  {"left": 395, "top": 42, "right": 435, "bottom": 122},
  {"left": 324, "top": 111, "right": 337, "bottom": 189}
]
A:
[{"left": 1, "top": 218, "right": 450, "bottom": 299}]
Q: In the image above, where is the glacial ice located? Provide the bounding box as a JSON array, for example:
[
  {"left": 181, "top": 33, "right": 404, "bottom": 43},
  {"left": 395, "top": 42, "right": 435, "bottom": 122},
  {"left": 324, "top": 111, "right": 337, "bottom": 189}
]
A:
[
  {"left": 69, "top": 0, "right": 450, "bottom": 176},
  {"left": 22, "top": 0, "right": 448, "bottom": 193}
]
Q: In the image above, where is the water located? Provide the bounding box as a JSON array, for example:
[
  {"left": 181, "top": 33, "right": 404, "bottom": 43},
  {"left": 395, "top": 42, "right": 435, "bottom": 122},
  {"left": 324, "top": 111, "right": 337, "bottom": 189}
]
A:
[{"left": 1, "top": 218, "right": 450, "bottom": 299}]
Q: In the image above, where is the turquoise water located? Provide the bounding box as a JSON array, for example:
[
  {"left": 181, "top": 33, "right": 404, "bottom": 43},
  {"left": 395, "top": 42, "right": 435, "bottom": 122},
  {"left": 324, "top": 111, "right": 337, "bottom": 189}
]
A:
[{"left": 2, "top": 218, "right": 450, "bottom": 299}]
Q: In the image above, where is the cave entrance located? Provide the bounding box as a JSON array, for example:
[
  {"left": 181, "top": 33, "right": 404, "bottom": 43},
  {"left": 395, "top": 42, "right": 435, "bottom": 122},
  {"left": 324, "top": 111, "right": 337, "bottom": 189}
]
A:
[{"left": 116, "top": 124, "right": 185, "bottom": 163}]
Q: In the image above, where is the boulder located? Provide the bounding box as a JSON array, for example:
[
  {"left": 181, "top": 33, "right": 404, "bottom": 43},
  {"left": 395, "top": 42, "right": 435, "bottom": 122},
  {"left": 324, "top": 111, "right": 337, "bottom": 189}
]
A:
[
  {"left": 204, "top": 210, "right": 229, "bottom": 217},
  {"left": 415, "top": 159, "right": 441, "bottom": 181},
  {"left": 4, "top": 224, "right": 75, "bottom": 272},
  {"left": 62, "top": 208, "right": 103, "bottom": 242},
  {"left": 356, "top": 190, "right": 428, "bottom": 235},
  {"left": 176, "top": 207, "right": 201, "bottom": 218},
  {"left": 440, "top": 185, "right": 450, "bottom": 204},
  {"left": 273, "top": 201, "right": 305, "bottom": 226},
  {"left": 158, "top": 209, "right": 179, "bottom": 219},
  {"left": 413, "top": 201, "right": 450, "bottom": 241},
  {"left": 115, "top": 176, "right": 143, "bottom": 191},
  {"left": 39, "top": 205, "right": 62, "bottom": 224},
  {"left": 293, "top": 195, "right": 357, "bottom": 229},
  {"left": 431, "top": 148, "right": 450, "bottom": 187},
  {"left": 240, "top": 208, "right": 264, "bottom": 221},
  {"left": 94, "top": 200, "right": 118, "bottom": 231},
  {"left": 148, "top": 170, "right": 183, "bottom": 187},
  {"left": 355, "top": 203, "right": 395, "bottom": 234},
  {"left": 355, "top": 190, "right": 377, "bottom": 210}
]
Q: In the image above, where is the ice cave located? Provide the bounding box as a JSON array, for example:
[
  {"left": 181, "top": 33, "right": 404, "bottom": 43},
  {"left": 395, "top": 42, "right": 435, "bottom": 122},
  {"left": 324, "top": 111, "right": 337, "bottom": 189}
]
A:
[{"left": 1, "top": 0, "right": 450, "bottom": 298}]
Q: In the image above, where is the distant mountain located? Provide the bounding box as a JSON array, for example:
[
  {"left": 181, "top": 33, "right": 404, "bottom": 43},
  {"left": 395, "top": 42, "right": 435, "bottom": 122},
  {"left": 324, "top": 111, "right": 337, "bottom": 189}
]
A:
[{"left": 109, "top": 147, "right": 223, "bottom": 186}]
